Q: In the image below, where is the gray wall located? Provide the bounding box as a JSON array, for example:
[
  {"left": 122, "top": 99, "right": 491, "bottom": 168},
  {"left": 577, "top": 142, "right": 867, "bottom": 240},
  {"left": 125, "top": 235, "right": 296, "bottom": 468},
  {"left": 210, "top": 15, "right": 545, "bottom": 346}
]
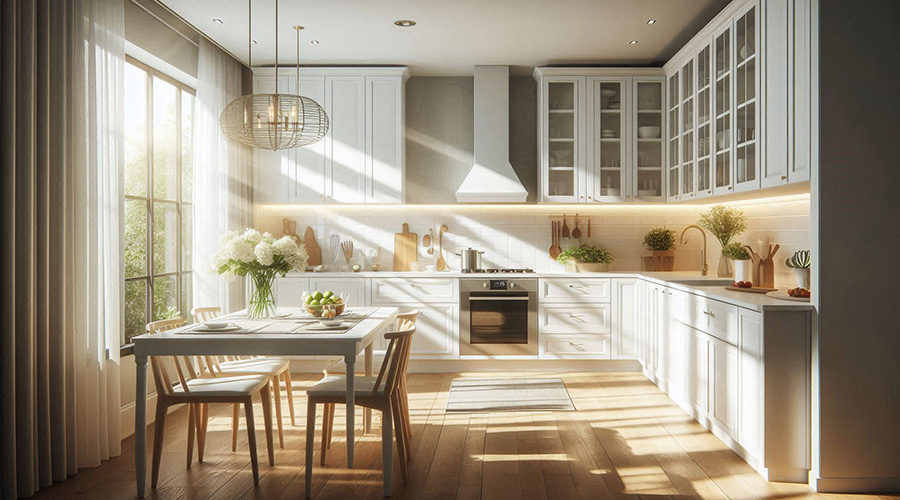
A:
[
  {"left": 816, "top": 0, "right": 900, "bottom": 490},
  {"left": 405, "top": 76, "right": 537, "bottom": 204}
]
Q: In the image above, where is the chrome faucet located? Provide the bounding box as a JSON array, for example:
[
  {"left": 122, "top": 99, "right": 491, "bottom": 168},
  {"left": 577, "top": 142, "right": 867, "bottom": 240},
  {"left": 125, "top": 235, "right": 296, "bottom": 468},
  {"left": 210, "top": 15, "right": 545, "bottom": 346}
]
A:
[{"left": 680, "top": 225, "right": 709, "bottom": 276}]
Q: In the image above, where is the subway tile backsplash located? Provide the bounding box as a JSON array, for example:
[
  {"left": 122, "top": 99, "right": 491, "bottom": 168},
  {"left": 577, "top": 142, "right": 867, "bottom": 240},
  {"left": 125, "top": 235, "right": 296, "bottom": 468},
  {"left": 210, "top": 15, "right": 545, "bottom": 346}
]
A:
[{"left": 254, "top": 196, "right": 810, "bottom": 287}]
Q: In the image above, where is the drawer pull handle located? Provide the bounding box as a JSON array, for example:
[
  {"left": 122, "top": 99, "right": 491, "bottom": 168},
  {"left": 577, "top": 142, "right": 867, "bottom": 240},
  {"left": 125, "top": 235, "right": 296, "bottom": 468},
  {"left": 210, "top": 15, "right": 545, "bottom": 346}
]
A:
[
  {"left": 568, "top": 313, "right": 586, "bottom": 323},
  {"left": 568, "top": 341, "right": 585, "bottom": 351},
  {"left": 410, "top": 283, "right": 428, "bottom": 294},
  {"left": 568, "top": 284, "right": 590, "bottom": 294},
  {"left": 702, "top": 310, "right": 715, "bottom": 318}
]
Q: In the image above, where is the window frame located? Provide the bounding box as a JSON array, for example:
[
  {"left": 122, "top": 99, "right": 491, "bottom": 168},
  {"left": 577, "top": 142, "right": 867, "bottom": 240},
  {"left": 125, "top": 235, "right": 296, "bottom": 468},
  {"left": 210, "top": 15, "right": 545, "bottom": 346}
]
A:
[{"left": 123, "top": 56, "right": 195, "bottom": 348}]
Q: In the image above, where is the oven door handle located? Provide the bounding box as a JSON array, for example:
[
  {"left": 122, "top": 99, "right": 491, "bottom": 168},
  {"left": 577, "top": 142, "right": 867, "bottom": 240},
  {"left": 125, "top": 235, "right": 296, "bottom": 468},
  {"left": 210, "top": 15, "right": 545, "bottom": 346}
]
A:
[{"left": 467, "top": 296, "right": 531, "bottom": 301}]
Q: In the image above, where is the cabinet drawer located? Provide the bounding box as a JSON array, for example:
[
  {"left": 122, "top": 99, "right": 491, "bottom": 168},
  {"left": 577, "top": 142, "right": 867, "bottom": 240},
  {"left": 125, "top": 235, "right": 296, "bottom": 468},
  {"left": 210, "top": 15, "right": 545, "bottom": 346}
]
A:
[
  {"left": 540, "top": 334, "right": 611, "bottom": 359},
  {"left": 371, "top": 278, "right": 457, "bottom": 303},
  {"left": 308, "top": 278, "right": 369, "bottom": 307},
  {"left": 540, "top": 278, "right": 611, "bottom": 302},
  {"left": 684, "top": 295, "right": 738, "bottom": 345},
  {"left": 539, "top": 304, "right": 610, "bottom": 334}
]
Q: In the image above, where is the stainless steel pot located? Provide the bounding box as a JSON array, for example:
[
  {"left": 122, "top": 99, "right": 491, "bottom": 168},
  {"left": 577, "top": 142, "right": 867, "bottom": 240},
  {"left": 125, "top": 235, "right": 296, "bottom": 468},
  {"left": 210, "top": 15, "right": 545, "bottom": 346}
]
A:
[{"left": 455, "top": 247, "right": 484, "bottom": 272}]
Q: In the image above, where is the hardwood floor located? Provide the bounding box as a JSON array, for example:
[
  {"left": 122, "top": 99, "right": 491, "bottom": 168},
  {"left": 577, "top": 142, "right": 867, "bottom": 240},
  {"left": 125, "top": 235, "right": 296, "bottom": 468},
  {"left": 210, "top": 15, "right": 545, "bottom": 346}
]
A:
[{"left": 31, "top": 372, "right": 900, "bottom": 500}]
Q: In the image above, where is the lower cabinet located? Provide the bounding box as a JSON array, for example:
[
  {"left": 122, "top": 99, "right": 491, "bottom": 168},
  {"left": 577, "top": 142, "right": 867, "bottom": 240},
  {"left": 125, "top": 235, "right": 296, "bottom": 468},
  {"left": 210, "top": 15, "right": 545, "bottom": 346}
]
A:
[
  {"left": 685, "top": 326, "right": 710, "bottom": 415},
  {"left": 540, "top": 334, "right": 611, "bottom": 359},
  {"left": 274, "top": 277, "right": 309, "bottom": 308},
  {"left": 308, "top": 278, "right": 369, "bottom": 306},
  {"left": 738, "top": 308, "right": 764, "bottom": 458},
  {"left": 612, "top": 278, "right": 639, "bottom": 359},
  {"left": 709, "top": 336, "right": 739, "bottom": 437},
  {"left": 392, "top": 303, "right": 458, "bottom": 358}
]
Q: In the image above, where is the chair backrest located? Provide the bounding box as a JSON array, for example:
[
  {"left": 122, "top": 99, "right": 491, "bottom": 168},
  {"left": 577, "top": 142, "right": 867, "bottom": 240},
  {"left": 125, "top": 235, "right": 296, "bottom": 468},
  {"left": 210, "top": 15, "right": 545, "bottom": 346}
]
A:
[
  {"left": 191, "top": 306, "right": 221, "bottom": 323},
  {"left": 371, "top": 320, "right": 415, "bottom": 398},
  {"left": 145, "top": 318, "right": 195, "bottom": 396},
  {"left": 396, "top": 310, "right": 419, "bottom": 329}
]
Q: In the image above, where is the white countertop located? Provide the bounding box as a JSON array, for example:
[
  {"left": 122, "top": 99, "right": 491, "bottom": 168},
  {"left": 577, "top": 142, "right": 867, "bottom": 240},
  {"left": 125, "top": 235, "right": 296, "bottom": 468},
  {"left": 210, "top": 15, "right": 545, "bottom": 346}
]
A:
[{"left": 283, "top": 270, "right": 813, "bottom": 312}]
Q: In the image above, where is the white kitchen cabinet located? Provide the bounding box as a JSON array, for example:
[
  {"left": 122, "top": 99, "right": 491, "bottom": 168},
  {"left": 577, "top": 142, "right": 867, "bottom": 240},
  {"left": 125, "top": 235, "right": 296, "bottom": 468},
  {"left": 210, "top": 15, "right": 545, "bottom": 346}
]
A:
[
  {"left": 250, "top": 68, "right": 407, "bottom": 204},
  {"left": 732, "top": 2, "right": 761, "bottom": 192},
  {"left": 685, "top": 326, "right": 710, "bottom": 415},
  {"left": 709, "top": 335, "right": 740, "bottom": 436},
  {"left": 274, "top": 277, "right": 310, "bottom": 308},
  {"left": 540, "top": 277, "right": 611, "bottom": 303},
  {"left": 713, "top": 23, "right": 735, "bottom": 195},
  {"left": 307, "top": 278, "right": 369, "bottom": 307},
  {"left": 666, "top": 72, "right": 680, "bottom": 201},
  {"left": 539, "top": 75, "right": 584, "bottom": 203},
  {"left": 612, "top": 278, "right": 639, "bottom": 359},
  {"left": 371, "top": 278, "right": 457, "bottom": 303},
  {"left": 633, "top": 79, "right": 667, "bottom": 201},
  {"left": 587, "top": 77, "right": 630, "bottom": 202},
  {"left": 539, "top": 303, "right": 611, "bottom": 335},
  {"left": 395, "top": 303, "right": 457, "bottom": 358},
  {"left": 738, "top": 308, "right": 764, "bottom": 458},
  {"left": 540, "top": 334, "right": 611, "bottom": 359}
]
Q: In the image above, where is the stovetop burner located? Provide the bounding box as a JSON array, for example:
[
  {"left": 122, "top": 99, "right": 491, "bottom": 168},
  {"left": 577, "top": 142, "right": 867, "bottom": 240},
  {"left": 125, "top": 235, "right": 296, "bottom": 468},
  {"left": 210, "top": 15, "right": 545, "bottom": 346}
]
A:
[{"left": 461, "top": 268, "right": 535, "bottom": 274}]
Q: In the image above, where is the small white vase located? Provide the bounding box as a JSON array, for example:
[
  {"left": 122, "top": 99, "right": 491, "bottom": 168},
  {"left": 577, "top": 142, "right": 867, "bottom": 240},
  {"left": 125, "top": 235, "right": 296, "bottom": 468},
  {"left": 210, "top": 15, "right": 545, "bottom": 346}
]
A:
[
  {"left": 733, "top": 259, "right": 752, "bottom": 283},
  {"left": 794, "top": 268, "right": 810, "bottom": 289}
]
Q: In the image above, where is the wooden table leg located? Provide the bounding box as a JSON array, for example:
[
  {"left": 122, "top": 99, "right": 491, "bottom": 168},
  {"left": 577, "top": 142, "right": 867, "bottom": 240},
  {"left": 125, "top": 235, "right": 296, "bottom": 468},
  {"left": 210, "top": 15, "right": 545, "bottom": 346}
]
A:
[
  {"left": 345, "top": 352, "right": 356, "bottom": 468},
  {"left": 364, "top": 342, "right": 373, "bottom": 433},
  {"left": 135, "top": 354, "right": 148, "bottom": 498}
]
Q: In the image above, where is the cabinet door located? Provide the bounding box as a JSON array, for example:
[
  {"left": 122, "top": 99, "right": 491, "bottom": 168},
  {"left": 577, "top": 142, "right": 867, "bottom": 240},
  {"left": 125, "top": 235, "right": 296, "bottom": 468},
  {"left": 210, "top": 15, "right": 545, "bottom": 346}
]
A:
[
  {"left": 612, "top": 278, "right": 639, "bottom": 359},
  {"left": 307, "top": 278, "right": 368, "bottom": 307},
  {"left": 541, "top": 77, "right": 583, "bottom": 203},
  {"left": 680, "top": 59, "right": 697, "bottom": 199},
  {"left": 324, "top": 76, "right": 367, "bottom": 203},
  {"left": 790, "top": 0, "right": 812, "bottom": 183},
  {"left": 366, "top": 76, "right": 404, "bottom": 203},
  {"left": 401, "top": 304, "right": 457, "bottom": 358},
  {"left": 633, "top": 79, "right": 666, "bottom": 201},
  {"left": 713, "top": 24, "right": 735, "bottom": 195},
  {"left": 695, "top": 44, "right": 714, "bottom": 197},
  {"left": 669, "top": 321, "right": 689, "bottom": 406},
  {"left": 645, "top": 285, "right": 660, "bottom": 375},
  {"left": 294, "top": 76, "right": 327, "bottom": 203},
  {"left": 587, "top": 78, "right": 629, "bottom": 202},
  {"left": 733, "top": 3, "right": 761, "bottom": 192},
  {"left": 738, "top": 308, "right": 764, "bottom": 458},
  {"left": 686, "top": 327, "right": 710, "bottom": 414},
  {"left": 666, "top": 73, "right": 681, "bottom": 201},
  {"left": 539, "top": 303, "right": 611, "bottom": 335},
  {"left": 252, "top": 73, "right": 295, "bottom": 203},
  {"left": 656, "top": 288, "right": 672, "bottom": 384},
  {"left": 274, "top": 277, "right": 310, "bottom": 308},
  {"left": 709, "top": 336, "right": 739, "bottom": 437}
]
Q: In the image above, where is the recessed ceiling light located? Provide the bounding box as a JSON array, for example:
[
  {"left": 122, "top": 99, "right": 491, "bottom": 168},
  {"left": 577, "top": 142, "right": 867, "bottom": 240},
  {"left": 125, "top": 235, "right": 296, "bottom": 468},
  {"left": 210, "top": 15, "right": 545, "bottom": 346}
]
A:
[
  {"left": 629, "top": 40, "right": 638, "bottom": 45},
  {"left": 310, "top": 40, "right": 320, "bottom": 45},
  {"left": 394, "top": 19, "right": 416, "bottom": 27},
  {"left": 646, "top": 19, "right": 657, "bottom": 25},
  {"left": 213, "top": 18, "right": 223, "bottom": 25}
]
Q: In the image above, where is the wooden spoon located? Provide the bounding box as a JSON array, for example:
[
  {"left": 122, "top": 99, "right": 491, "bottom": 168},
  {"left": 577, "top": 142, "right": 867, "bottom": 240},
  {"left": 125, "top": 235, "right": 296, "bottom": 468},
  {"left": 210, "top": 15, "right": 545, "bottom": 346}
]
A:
[
  {"left": 571, "top": 214, "right": 582, "bottom": 239},
  {"left": 561, "top": 214, "right": 570, "bottom": 238},
  {"left": 587, "top": 218, "right": 592, "bottom": 238},
  {"left": 424, "top": 229, "right": 434, "bottom": 255},
  {"left": 549, "top": 221, "right": 562, "bottom": 260},
  {"left": 436, "top": 224, "right": 449, "bottom": 271}
]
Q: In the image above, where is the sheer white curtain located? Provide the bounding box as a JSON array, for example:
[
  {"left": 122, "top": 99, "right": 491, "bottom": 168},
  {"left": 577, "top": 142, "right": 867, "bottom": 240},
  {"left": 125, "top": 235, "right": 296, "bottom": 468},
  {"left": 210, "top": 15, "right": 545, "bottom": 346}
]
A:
[
  {"left": 193, "top": 38, "right": 254, "bottom": 313},
  {"left": 0, "top": 0, "right": 124, "bottom": 497}
]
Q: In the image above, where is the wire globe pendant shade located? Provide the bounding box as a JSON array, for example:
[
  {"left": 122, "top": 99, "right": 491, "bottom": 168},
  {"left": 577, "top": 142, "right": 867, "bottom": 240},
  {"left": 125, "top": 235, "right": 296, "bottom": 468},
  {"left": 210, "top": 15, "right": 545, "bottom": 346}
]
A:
[
  {"left": 220, "top": 93, "right": 328, "bottom": 150},
  {"left": 219, "top": 0, "right": 328, "bottom": 150}
]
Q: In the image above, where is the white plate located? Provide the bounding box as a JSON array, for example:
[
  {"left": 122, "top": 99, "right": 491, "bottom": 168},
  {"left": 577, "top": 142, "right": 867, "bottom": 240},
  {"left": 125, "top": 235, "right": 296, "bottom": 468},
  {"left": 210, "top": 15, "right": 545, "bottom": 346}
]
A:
[
  {"left": 192, "top": 324, "right": 242, "bottom": 332},
  {"left": 766, "top": 290, "right": 810, "bottom": 302},
  {"left": 305, "top": 323, "right": 350, "bottom": 331},
  {"left": 202, "top": 321, "right": 229, "bottom": 329}
]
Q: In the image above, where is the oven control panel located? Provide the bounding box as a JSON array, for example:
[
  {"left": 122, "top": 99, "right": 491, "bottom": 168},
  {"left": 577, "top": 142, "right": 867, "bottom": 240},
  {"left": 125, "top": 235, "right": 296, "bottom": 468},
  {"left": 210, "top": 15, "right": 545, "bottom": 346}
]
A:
[
  {"left": 462, "top": 278, "right": 537, "bottom": 293},
  {"left": 490, "top": 280, "right": 508, "bottom": 290}
]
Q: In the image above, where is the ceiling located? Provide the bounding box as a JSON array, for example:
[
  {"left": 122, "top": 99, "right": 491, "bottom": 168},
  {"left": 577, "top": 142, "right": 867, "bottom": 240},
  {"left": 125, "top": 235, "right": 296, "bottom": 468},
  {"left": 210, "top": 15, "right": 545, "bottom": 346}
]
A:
[{"left": 159, "top": 0, "right": 731, "bottom": 76}]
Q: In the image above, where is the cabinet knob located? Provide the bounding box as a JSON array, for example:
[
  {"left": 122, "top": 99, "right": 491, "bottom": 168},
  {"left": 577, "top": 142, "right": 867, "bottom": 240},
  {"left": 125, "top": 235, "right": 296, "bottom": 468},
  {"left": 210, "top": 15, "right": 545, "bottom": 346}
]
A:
[
  {"left": 580, "top": 196, "right": 584, "bottom": 199},
  {"left": 781, "top": 175, "right": 787, "bottom": 180}
]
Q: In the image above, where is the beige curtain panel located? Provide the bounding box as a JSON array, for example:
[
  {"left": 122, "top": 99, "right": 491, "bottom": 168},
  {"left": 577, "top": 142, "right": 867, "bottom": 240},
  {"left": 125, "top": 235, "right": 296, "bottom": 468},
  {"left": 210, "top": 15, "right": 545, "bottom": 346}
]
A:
[{"left": 0, "top": 0, "right": 125, "bottom": 498}]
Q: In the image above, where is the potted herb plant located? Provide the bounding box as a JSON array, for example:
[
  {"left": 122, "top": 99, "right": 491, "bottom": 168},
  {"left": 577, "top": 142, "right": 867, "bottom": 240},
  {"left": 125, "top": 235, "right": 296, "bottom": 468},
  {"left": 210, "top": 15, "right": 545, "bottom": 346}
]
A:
[
  {"left": 642, "top": 227, "right": 676, "bottom": 271},
  {"left": 722, "top": 242, "right": 752, "bottom": 283},
  {"left": 557, "top": 244, "right": 614, "bottom": 273},
  {"left": 785, "top": 250, "right": 811, "bottom": 288},
  {"left": 697, "top": 204, "right": 748, "bottom": 277}
]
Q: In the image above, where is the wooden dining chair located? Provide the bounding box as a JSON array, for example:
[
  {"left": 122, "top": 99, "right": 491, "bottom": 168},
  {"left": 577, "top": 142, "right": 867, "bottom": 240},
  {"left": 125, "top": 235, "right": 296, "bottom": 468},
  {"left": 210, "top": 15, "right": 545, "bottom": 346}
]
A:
[
  {"left": 305, "top": 321, "right": 416, "bottom": 498},
  {"left": 321, "top": 310, "right": 418, "bottom": 454},
  {"left": 190, "top": 306, "right": 296, "bottom": 450},
  {"left": 145, "top": 319, "right": 275, "bottom": 488}
]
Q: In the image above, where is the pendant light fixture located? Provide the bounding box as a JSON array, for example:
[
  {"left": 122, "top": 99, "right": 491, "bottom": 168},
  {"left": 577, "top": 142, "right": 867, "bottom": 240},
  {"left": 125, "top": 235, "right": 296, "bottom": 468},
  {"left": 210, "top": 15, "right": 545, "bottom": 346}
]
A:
[{"left": 219, "top": 0, "right": 329, "bottom": 150}]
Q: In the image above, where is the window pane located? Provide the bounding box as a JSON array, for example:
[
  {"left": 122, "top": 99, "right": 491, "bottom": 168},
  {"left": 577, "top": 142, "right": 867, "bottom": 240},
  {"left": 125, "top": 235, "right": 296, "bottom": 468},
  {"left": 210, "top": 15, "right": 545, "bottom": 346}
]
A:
[
  {"left": 153, "top": 202, "right": 179, "bottom": 274},
  {"left": 181, "top": 203, "right": 192, "bottom": 271},
  {"left": 181, "top": 273, "right": 193, "bottom": 324},
  {"left": 124, "top": 63, "right": 147, "bottom": 197},
  {"left": 125, "top": 199, "right": 147, "bottom": 278},
  {"left": 181, "top": 90, "right": 194, "bottom": 202},
  {"left": 152, "top": 275, "right": 179, "bottom": 321},
  {"left": 153, "top": 77, "right": 179, "bottom": 201},
  {"left": 125, "top": 279, "right": 147, "bottom": 343}
]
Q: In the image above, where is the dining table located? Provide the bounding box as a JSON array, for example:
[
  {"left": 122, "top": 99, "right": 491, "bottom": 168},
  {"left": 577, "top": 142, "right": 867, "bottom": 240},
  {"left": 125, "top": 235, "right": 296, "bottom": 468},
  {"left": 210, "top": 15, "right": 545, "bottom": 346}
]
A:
[{"left": 131, "top": 306, "right": 399, "bottom": 498}]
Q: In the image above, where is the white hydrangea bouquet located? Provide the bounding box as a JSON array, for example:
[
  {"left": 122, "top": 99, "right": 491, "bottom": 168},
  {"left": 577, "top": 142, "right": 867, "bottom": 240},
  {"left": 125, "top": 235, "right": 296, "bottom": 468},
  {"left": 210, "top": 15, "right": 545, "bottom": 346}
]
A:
[{"left": 212, "top": 229, "right": 308, "bottom": 318}]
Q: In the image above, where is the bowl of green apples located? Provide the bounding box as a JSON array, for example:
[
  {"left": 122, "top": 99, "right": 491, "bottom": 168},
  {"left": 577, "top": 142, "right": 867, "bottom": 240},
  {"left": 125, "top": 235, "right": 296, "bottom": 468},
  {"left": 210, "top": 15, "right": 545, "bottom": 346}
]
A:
[{"left": 302, "top": 290, "right": 347, "bottom": 317}]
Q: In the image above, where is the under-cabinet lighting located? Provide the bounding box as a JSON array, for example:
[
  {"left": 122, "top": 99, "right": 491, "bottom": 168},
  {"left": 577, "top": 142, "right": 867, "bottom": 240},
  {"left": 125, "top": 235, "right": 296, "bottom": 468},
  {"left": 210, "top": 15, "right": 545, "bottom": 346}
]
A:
[
  {"left": 213, "top": 18, "right": 224, "bottom": 24},
  {"left": 646, "top": 19, "right": 657, "bottom": 25}
]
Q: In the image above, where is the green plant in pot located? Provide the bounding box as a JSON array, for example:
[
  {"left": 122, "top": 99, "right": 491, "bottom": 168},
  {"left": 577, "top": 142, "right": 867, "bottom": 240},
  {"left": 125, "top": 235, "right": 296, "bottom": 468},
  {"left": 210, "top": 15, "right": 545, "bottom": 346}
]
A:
[
  {"left": 697, "top": 204, "right": 748, "bottom": 277},
  {"left": 557, "top": 244, "right": 614, "bottom": 273},
  {"left": 642, "top": 227, "right": 676, "bottom": 271},
  {"left": 785, "top": 250, "right": 811, "bottom": 289},
  {"left": 722, "top": 242, "right": 753, "bottom": 284}
]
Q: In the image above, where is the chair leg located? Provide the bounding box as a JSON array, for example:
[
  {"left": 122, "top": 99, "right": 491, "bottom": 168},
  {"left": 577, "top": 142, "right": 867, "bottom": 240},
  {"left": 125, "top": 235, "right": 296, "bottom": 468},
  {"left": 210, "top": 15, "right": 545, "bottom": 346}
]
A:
[
  {"left": 272, "top": 376, "right": 285, "bottom": 448},
  {"left": 244, "top": 398, "right": 260, "bottom": 485},
  {"left": 391, "top": 396, "right": 409, "bottom": 484},
  {"left": 231, "top": 403, "right": 240, "bottom": 452},
  {"left": 283, "top": 370, "right": 296, "bottom": 426},
  {"left": 305, "top": 401, "right": 316, "bottom": 499},
  {"left": 260, "top": 383, "right": 275, "bottom": 466},
  {"left": 325, "top": 403, "right": 335, "bottom": 449},
  {"left": 151, "top": 403, "right": 168, "bottom": 489},
  {"left": 198, "top": 403, "right": 209, "bottom": 463},
  {"left": 402, "top": 377, "right": 412, "bottom": 441},
  {"left": 381, "top": 405, "right": 394, "bottom": 497},
  {"left": 320, "top": 404, "right": 331, "bottom": 466},
  {"left": 186, "top": 403, "right": 195, "bottom": 469}
]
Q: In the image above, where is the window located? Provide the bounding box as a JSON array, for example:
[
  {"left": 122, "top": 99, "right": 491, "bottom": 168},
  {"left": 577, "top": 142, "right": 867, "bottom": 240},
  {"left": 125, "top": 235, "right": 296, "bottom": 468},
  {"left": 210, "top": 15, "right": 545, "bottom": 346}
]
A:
[{"left": 123, "top": 57, "right": 195, "bottom": 344}]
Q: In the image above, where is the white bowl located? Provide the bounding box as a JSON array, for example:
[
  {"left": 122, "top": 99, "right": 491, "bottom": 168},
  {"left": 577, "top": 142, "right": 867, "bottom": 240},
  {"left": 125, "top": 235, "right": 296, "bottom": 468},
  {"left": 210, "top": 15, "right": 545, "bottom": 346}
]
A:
[
  {"left": 202, "top": 321, "right": 229, "bottom": 330},
  {"left": 319, "top": 319, "right": 343, "bottom": 328},
  {"left": 637, "top": 126, "right": 661, "bottom": 139}
]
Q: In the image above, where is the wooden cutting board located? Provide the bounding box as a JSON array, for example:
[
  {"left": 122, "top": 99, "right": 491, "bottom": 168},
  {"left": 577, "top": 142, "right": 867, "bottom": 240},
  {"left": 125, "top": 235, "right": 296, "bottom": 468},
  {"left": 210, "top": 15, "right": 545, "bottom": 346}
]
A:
[
  {"left": 303, "top": 226, "right": 321, "bottom": 266},
  {"left": 725, "top": 285, "right": 777, "bottom": 294},
  {"left": 393, "top": 223, "right": 418, "bottom": 271}
]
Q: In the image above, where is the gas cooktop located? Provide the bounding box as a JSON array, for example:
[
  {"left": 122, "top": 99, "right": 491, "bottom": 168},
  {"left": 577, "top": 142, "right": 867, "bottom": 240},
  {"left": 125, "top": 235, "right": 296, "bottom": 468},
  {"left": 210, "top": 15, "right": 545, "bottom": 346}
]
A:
[{"left": 460, "top": 268, "right": 535, "bottom": 274}]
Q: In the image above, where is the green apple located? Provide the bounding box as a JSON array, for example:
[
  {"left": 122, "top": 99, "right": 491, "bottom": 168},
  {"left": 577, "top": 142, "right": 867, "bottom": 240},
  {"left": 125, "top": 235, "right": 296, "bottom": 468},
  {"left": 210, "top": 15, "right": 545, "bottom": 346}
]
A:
[
  {"left": 323, "top": 290, "right": 334, "bottom": 299},
  {"left": 313, "top": 291, "right": 323, "bottom": 301},
  {"left": 303, "top": 294, "right": 314, "bottom": 305}
]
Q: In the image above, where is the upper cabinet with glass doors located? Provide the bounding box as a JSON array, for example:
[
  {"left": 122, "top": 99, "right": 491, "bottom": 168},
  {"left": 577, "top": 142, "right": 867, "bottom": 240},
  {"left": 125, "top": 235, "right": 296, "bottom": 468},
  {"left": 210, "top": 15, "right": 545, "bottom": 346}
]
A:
[{"left": 733, "top": 3, "right": 759, "bottom": 192}]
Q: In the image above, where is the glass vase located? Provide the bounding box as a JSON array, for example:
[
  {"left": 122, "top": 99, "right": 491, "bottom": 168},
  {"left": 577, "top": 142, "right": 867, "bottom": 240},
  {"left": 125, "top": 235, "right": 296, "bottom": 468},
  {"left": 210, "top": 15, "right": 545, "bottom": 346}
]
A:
[
  {"left": 248, "top": 269, "right": 277, "bottom": 319},
  {"left": 717, "top": 253, "right": 733, "bottom": 278}
]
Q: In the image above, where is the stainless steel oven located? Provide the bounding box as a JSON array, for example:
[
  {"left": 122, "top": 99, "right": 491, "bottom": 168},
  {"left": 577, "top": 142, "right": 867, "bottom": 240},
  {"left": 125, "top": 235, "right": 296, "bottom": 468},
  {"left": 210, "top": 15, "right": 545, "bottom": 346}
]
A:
[{"left": 460, "top": 278, "right": 538, "bottom": 356}]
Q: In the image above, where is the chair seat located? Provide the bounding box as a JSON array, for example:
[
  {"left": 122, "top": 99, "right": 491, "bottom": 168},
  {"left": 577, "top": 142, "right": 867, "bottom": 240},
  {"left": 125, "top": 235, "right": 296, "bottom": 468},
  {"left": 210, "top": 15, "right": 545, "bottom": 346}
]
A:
[
  {"left": 307, "top": 375, "right": 385, "bottom": 398},
  {"left": 173, "top": 374, "right": 269, "bottom": 397},
  {"left": 218, "top": 358, "right": 289, "bottom": 376}
]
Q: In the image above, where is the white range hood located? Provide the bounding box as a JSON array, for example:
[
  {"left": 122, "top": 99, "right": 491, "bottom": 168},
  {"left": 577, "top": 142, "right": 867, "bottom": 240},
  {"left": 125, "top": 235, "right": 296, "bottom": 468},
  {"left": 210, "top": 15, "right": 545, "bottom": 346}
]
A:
[{"left": 456, "top": 65, "right": 528, "bottom": 203}]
